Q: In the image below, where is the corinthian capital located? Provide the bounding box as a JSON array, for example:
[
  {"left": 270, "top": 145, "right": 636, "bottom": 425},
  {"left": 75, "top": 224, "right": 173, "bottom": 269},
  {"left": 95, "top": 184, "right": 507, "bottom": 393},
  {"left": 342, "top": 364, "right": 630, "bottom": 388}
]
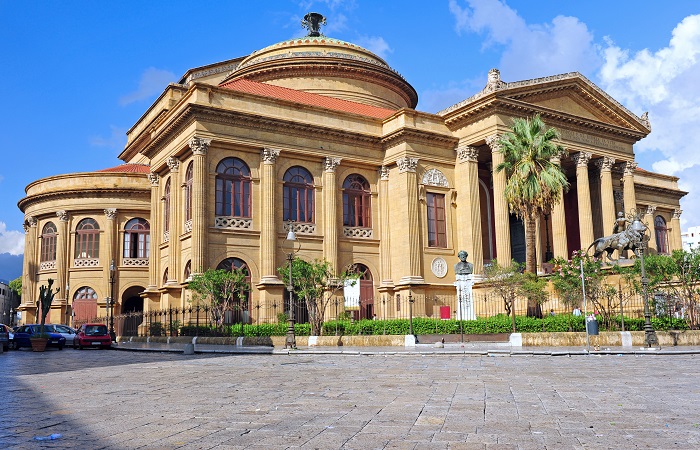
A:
[
  {"left": 397, "top": 157, "right": 418, "bottom": 173},
  {"left": 324, "top": 156, "right": 342, "bottom": 172},
  {"left": 148, "top": 172, "right": 160, "bottom": 186},
  {"left": 166, "top": 157, "right": 180, "bottom": 171},
  {"left": 189, "top": 137, "right": 211, "bottom": 155},
  {"left": 673, "top": 208, "right": 682, "bottom": 219},
  {"left": 261, "top": 148, "right": 280, "bottom": 164},
  {"left": 56, "top": 210, "right": 69, "bottom": 222},
  {"left": 379, "top": 165, "right": 390, "bottom": 180},
  {"left": 572, "top": 152, "right": 592, "bottom": 167},
  {"left": 485, "top": 134, "right": 501, "bottom": 152},
  {"left": 623, "top": 161, "right": 637, "bottom": 176},
  {"left": 23, "top": 216, "right": 37, "bottom": 232},
  {"left": 456, "top": 145, "right": 478, "bottom": 162},
  {"left": 596, "top": 156, "right": 615, "bottom": 172},
  {"left": 646, "top": 205, "right": 657, "bottom": 216},
  {"left": 104, "top": 208, "right": 117, "bottom": 220}
]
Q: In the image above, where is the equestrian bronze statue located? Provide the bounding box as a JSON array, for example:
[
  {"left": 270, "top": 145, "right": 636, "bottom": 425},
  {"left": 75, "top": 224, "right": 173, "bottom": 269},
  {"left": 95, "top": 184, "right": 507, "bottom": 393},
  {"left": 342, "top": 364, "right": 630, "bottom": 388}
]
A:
[{"left": 587, "top": 213, "right": 648, "bottom": 262}]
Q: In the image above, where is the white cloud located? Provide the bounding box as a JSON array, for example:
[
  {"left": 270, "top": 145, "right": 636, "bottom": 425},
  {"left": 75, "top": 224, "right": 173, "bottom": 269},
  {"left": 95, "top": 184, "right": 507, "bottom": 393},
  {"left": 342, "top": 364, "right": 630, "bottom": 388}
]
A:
[
  {"left": 354, "top": 35, "right": 392, "bottom": 59},
  {"left": 448, "top": 0, "right": 600, "bottom": 80},
  {"left": 119, "top": 67, "right": 176, "bottom": 106},
  {"left": 0, "top": 222, "right": 24, "bottom": 256},
  {"left": 598, "top": 14, "right": 700, "bottom": 226},
  {"left": 89, "top": 125, "right": 128, "bottom": 150}
]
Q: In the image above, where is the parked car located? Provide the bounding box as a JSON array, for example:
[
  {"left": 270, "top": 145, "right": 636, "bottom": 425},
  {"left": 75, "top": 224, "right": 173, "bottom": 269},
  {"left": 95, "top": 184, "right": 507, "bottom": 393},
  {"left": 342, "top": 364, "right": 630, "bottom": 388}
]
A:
[
  {"left": 0, "top": 324, "right": 9, "bottom": 351},
  {"left": 12, "top": 324, "right": 66, "bottom": 350},
  {"left": 74, "top": 324, "right": 111, "bottom": 349},
  {"left": 47, "top": 324, "right": 77, "bottom": 346}
]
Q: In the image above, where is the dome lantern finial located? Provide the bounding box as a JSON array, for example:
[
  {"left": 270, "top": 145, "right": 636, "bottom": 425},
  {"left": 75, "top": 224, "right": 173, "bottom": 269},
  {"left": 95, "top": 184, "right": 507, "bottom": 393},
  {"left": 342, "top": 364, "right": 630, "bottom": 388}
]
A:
[{"left": 302, "top": 12, "right": 326, "bottom": 37}]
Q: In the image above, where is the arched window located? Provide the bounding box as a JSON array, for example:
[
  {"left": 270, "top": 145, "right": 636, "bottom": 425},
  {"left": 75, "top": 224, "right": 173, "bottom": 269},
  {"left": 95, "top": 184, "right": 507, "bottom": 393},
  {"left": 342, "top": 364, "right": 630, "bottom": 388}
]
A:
[
  {"left": 41, "top": 222, "right": 57, "bottom": 262},
  {"left": 74, "top": 286, "right": 98, "bottom": 301},
  {"left": 124, "top": 218, "right": 150, "bottom": 258},
  {"left": 163, "top": 178, "right": 171, "bottom": 232},
  {"left": 184, "top": 162, "right": 193, "bottom": 222},
  {"left": 75, "top": 218, "right": 100, "bottom": 259},
  {"left": 216, "top": 258, "right": 252, "bottom": 318},
  {"left": 655, "top": 215, "right": 669, "bottom": 254},
  {"left": 283, "top": 166, "right": 314, "bottom": 223},
  {"left": 343, "top": 174, "right": 371, "bottom": 227},
  {"left": 184, "top": 260, "right": 192, "bottom": 280},
  {"left": 215, "top": 158, "right": 251, "bottom": 217}
]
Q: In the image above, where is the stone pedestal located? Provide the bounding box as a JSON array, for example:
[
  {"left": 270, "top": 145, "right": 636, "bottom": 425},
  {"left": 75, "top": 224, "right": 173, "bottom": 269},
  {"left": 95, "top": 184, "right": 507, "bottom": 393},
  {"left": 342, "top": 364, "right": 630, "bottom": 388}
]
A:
[{"left": 454, "top": 274, "right": 476, "bottom": 321}]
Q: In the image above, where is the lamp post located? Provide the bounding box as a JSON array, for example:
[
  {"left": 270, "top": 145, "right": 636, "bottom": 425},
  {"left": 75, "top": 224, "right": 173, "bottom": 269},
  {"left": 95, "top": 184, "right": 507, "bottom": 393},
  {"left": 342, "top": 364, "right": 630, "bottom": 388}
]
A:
[
  {"left": 630, "top": 212, "right": 659, "bottom": 348},
  {"left": 285, "top": 221, "right": 300, "bottom": 349},
  {"left": 109, "top": 259, "right": 116, "bottom": 342},
  {"left": 408, "top": 291, "right": 414, "bottom": 336}
]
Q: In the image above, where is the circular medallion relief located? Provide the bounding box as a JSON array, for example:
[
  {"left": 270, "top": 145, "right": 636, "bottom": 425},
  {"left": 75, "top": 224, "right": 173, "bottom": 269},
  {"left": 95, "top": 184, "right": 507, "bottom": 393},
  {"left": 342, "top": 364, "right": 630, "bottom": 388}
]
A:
[{"left": 431, "top": 257, "right": 448, "bottom": 278}]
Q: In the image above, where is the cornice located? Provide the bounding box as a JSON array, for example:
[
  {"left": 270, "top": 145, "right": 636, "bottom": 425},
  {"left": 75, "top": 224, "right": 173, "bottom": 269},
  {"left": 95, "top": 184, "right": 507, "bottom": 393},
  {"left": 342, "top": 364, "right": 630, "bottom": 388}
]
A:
[
  {"left": 18, "top": 188, "right": 150, "bottom": 212},
  {"left": 380, "top": 127, "right": 458, "bottom": 151},
  {"left": 634, "top": 183, "right": 688, "bottom": 200},
  {"left": 140, "top": 104, "right": 383, "bottom": 159}
]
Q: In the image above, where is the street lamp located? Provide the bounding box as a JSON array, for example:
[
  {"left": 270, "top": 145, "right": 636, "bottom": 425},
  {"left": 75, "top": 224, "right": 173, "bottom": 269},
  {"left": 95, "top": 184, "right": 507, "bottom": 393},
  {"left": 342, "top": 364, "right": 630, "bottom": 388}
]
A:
[
  {"left": 285, "top": 221, "right": 301, "bottom": 349},
  {"left": 631, "top": 213, "right": 659, "bottom": 348},
  {"left": 109, "top": 259, "right": 116, "bottom": 342}
]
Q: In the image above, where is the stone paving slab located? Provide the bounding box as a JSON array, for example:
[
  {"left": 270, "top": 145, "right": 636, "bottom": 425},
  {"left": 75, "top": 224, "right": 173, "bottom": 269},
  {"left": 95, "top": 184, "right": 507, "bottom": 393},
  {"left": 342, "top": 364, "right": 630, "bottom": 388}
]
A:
[{"left": 2, "top": 347, "right": 699, "bottom": 449}]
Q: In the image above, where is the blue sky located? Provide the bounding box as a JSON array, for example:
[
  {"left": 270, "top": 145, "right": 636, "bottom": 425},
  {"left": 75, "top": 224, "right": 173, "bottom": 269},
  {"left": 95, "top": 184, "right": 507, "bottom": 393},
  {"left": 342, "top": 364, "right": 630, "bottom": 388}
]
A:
[{"left": 2, "top": 0, "right": 700, "bottom": 280}]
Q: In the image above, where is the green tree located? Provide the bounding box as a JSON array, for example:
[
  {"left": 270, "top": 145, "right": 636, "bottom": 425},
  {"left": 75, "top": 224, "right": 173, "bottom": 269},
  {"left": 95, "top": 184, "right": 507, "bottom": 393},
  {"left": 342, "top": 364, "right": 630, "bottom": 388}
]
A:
[
  {"left": 496, "top": 114, "right": 569, "bottom": 315},
  {"left": 278, "top": 258, "right": 354, "bottom": 336},
  {"left": 9, "top": 276, "right": 21, "bottom": 298},
  {"left": 188, "top": 268, "right": 250, "bottom": 329},
  {"left": 483, "top": 259, "right": 523, "bottom": 332}
]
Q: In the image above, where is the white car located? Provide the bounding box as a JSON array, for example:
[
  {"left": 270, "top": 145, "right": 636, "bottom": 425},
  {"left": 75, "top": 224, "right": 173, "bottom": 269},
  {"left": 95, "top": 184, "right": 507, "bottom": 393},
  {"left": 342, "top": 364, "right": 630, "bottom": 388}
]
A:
[{"left": 48, "top": 324, "right": 78, "bottom": 346}]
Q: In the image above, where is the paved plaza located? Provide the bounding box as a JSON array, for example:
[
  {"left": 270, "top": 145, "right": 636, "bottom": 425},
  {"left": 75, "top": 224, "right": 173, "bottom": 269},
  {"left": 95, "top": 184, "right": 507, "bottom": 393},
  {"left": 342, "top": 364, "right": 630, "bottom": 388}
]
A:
[{"left": 1, "top": 348, "right": 699, "bottom": 449}]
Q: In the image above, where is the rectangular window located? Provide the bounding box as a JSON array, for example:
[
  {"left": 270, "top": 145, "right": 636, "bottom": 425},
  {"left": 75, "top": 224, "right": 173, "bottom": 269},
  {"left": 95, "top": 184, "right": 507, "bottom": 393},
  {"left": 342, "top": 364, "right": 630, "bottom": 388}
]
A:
[{"left": 427, "top": 193, "right": 447, "bottom": 248}]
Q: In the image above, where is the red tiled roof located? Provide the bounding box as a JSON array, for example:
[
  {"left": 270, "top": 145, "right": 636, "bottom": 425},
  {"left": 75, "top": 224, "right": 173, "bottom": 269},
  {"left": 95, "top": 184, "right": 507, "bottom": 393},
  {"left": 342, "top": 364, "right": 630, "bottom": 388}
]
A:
[
  {"left": 220, "top": 78, "right": 397, "bottom": 119},
  {"left": 97, "top": 164, "right": 151, "bottom": 174}
]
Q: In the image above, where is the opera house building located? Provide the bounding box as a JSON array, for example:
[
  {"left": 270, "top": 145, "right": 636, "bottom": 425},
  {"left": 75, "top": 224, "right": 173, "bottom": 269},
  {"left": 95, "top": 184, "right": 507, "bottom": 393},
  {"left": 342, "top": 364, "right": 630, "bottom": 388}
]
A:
[{"left": 17, "top": 16, "right": 686, "bottom": 327}]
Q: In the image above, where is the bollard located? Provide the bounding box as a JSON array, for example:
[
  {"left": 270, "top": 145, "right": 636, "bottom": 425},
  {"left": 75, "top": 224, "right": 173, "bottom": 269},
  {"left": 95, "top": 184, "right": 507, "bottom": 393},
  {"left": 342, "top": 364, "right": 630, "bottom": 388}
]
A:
[{"left": 183, "top": 343, "right": 194, "bottom": 355}]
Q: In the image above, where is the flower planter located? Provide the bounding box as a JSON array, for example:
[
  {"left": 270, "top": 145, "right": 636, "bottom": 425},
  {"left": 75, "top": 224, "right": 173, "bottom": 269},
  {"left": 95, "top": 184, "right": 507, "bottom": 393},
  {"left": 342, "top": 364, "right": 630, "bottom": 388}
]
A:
[{"left": 30, "top": 337, "right": 49, "bottom": 352}]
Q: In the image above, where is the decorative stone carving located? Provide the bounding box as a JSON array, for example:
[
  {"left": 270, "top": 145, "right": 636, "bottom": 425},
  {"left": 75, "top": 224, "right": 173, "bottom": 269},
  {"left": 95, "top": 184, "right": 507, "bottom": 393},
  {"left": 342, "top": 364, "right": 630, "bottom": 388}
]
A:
[
  {"left": 261, "top": 148, "right": 280, "bottom": 164},
  {"left": 301, "top": 12, "right": 326, "bottom": 37},
  {"left": 184, "top": 219, "right": 193, "bottom": 233},
  {"left": 104, "top": 208, "right": 117, "bottom": 220},
  {"left": 431, "top": 257, "right": 448, "bottom": 278},
  {"left": 23, "top": 216, "right": 37, "bottom": 232},
  {"left": 343, "top": 227, "right": 373, "bottom": 239},
  {"left": 673, "top": 208, "right": 682, "bottom": 219},
  {"left": 396, "top": 157, "right": 418, "bottom": 173},
  {"left": 597, "top": 156, "right": 615, "bottom": 172},
  {"left": 123, "top": 258, "right": 149, "bottom": 267},
  {"left": 572, "top": 152, "right": 592, "bottom": 167},
  {"left": 74, "top": 258, "right": 99, "bottom": 268},
  {"left": 40, "top": 261, "right": 56, "bottom": 271},
  {"left": 646, "top": 205, "right": 657, "bottom": 216},
  {"left": 163, "top": 230, "right": 169, "bottom": 243},
  {"left": 640, "top": 112, "right": 651, "bottom": 130},
  {"left": 284, "top": 221, "right": 316, "bottom": 235},
  {"left": 613, "top": 190, "right": 624, "bottom": 203},
  {"left": 324, "top": 156, "right": 342, "bottom": 172},
  {"left": 456, "top": 145, "right": 478, "bottom": 162},
  {"left": 379, "top": 165, "right": 390, "bottom": 180},
  {"left": 623, "top": 161, "right": 638, "bottom": 176},
  {"left": 147, "top": 172, "right": 160, "bottom": 186},
  {"left": 214, "top": 216, "right": 253, "bottom": 230},
  {"left": 190, "top": 137, "right": 211, "bottom": 155},
  {"left": 483, "top": 68, "right": 507, "bottom": 93},
  {"left": 56, "top": 210, "right": 69, "bottom": 222},
  {"left": 485, "top": 134, "right": 501, "bottom": 152},
  {"left": 166, "top": 157, "right": 180, "bottom": 171},
  {"left": 422, "top": 168, "right": 449, "bottom": 187}
]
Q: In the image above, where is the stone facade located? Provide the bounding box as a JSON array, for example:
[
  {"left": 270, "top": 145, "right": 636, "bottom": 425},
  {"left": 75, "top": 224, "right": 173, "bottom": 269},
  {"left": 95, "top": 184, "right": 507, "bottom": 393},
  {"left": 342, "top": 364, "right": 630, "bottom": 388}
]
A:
[{"left": 17, "top": 21, "right": 686, "bottom": 326}]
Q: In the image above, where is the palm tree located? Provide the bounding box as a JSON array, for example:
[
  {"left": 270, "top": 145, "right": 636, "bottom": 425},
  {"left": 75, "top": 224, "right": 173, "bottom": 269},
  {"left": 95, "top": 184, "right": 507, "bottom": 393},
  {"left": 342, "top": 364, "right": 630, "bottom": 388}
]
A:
[{"left": 496, "top": 114, "right": 569, "bottom": 314}]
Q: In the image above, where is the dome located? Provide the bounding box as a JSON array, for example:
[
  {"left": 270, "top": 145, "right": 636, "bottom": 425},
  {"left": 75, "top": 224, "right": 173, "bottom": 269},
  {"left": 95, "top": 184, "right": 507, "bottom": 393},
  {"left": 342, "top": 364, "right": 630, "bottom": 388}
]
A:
[{"left": 219, "top": 13, "right": 417, "bottom": 110}]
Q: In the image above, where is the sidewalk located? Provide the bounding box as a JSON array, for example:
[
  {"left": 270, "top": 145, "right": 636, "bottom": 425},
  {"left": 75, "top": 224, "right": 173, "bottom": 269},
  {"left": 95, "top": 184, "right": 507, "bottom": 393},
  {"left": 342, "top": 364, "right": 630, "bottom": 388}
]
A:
[{"left": 114, "top": 340, "right": 700, "bottom": 356}]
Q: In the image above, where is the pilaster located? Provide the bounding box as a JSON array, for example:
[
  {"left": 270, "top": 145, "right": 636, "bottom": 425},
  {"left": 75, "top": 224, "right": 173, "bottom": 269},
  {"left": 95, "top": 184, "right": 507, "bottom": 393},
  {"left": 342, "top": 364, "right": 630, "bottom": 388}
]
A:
[
  {"left": 379, "top": 166, "right": 393, "bottom": 286},
  {"left": 55, "top": 210, "right": 69, "bottom": 304},
  {"left": 645, "top": 205, "right": 658, "bottom": 252},
  {"left": 396, "top": 156, "right": 423, "bottom": 284},
  {"left": 486, "top": 135, "right": 511, "bottom": 263},
  {"left": 573, "top": 152, "right": 594, "bottom": 250},
  {"left": 190, "top": 137, "right": 210, "bottom": 276},
  {"left": 166, "top": 156, "right": 180, "bottom": 284},
  {"left": 671, "top": 209, "right": 683, "bottom": 251},
  {"left": 323, "top": 156, "right": 341, "bottom": 273},
  {"left": 21, "top": 217, "right": 38, "bottom": 312},
  {"left": 622, "top": 161, "right": 638, "bottom": 215},
  {"left": 455, "top": 145, "right": 483, "bottom": 274},
  {"left": 260, "top": 148, "right": 281, "bottom": 284},
  {"left": 147, "top": 172, "right": 160, "bottom": 290}
]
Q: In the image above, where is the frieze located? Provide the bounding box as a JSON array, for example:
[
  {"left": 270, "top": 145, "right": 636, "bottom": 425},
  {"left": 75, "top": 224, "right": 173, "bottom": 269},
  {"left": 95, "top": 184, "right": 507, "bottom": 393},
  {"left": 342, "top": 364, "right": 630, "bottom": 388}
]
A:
[
  {"left": 189, "top": 63, "right": 239, "bottom": 82},
  {"left": 560, "top": 129, "right": 627, "bottom": 152}
]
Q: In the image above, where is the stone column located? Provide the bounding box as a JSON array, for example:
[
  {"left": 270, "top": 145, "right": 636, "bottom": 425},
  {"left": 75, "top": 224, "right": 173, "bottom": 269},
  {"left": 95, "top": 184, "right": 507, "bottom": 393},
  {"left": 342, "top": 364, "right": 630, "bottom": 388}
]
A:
[
  {"left": 550, "top": 153, "right": 568, "bottom": 259},
  {"left": 166, "top": 156, "right": 180, "bottom": 283},
  {"left": 396, "top": 157, "right": 423, "bottom": 284},
  {"left": 486, "top": 135, "right": 511, "bottom": 263},
  {"left": 190, "top": 137, "right": 210, "bottom": 275},
  {"left": 379, "top": 166, "right": 392, "bottom": 286},
  {"left": 21, "top": 217, "right": 38, "bottom": 313},
  {"left": 455, "top": 145, "right": 484, "bottom": 274},
  {"left": 622, "top": 161, "right": 638, "bottom": 215},
  {"left": 55, "top": 210, "right": 69, "bottom": 304},
  {"left": 598, "top": 156, "right": 617, "bottom": 257},
  {"left": 147, "top": 172, "right": 160, "bottom": 290},
  {"left": 644, "top": 205, "right": 658, "bottom": 252},
  {"left": 671, "top": 209, "right": 683, "bottom": 251},
  {"left": 260, "top": 148, "right": 281, "bottom": 283},
  {"left": 323, "top": 157, "right": 341, "bottom": 274},
  {"left": 573, "top": 152, "right": 594, "bottom": 249}
]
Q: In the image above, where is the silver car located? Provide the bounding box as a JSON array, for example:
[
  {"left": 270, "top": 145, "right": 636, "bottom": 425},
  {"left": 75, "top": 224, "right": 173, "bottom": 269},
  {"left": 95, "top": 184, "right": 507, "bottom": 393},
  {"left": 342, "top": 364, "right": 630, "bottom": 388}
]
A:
[{"left": 47, "top": 324, "right": 78, "bottom": 346}]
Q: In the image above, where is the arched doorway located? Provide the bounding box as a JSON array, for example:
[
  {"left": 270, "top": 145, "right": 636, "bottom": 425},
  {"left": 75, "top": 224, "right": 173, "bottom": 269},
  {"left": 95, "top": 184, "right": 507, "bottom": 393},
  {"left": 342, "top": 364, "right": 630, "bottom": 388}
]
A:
[
  {"left": 72, "top": 287, "right": 98, "bottom": 327},
  {"left": 216, "top": 257, "right": 253, "bottom": 324},
  {"left": 121, "top": 286, "right": 145, "bottom": 337},
  {"left": 353, "top": 264, "right": 374, "bottom": 320}
]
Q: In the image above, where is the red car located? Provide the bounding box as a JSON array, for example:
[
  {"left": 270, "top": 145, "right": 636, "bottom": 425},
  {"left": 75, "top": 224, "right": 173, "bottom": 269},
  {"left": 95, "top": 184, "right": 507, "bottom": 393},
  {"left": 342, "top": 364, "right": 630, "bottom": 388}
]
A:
[{"left": 74, "top": 324, "right": 112, "bottom": 349}]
